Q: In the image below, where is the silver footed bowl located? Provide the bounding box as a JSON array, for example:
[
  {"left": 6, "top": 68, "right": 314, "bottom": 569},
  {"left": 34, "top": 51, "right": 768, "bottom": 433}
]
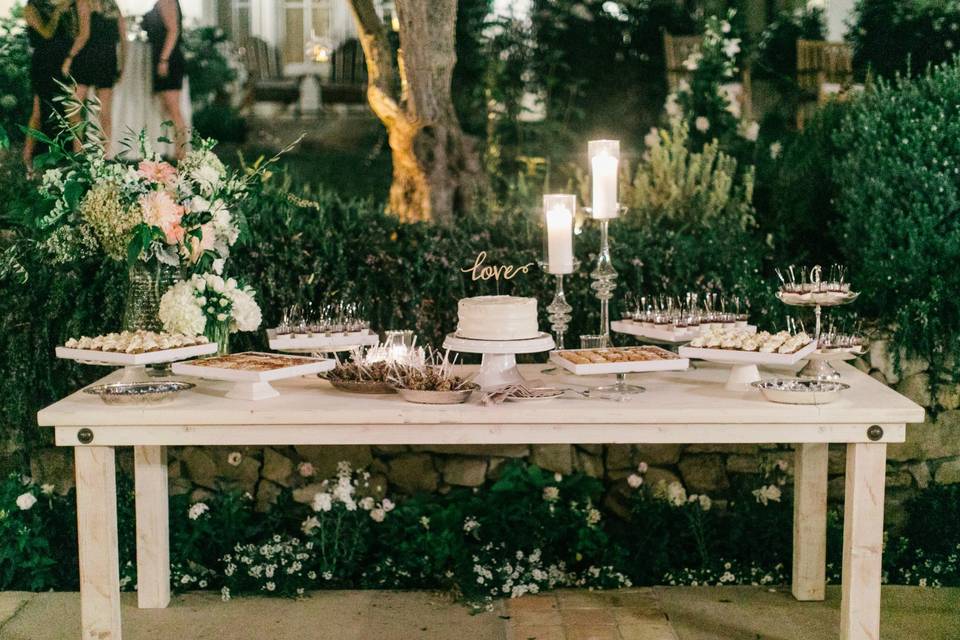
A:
[
  {"left": 396, "top": 385, "right": 478, "bottom": 405},
  {"left": 83, "top": 381, "right": 195, "bottom": 405}
]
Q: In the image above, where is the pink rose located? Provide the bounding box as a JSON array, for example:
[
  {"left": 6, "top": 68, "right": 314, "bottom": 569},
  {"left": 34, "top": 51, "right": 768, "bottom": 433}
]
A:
[
  {"left": 188, "top": 222, "right": 216, "bottom": 262},
  {"left": 138, "top": 160, "right": 178, "bottom": 186},
  {"left": 140, "top": 191, "right": 185, "bottom": 245},
  {"left": 298, "top": 462, "right": 315, "bottom": 478}
]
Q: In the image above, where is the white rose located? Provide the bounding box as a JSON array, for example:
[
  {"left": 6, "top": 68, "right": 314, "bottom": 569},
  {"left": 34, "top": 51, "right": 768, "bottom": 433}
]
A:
[
  {"left": 627, "top": 474, "right": 643, "bottom": 489},
  {"left": 695, "top": 116, "right": 710, "bottom": 132},
  {"left": 742, "top": 120, "right": 760, "bottom": 141},
  {"left": 16, "top": 492, "right": 36, "bottom": 510},
  {"left": 312, "top": 492, "right": 333, "bottom": 512}
]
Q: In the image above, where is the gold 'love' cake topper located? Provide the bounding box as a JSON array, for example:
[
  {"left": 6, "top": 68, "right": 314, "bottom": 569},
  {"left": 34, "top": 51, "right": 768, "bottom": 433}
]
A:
[{"left": 462, "top": 251, "right": 535, "bottom": 282}]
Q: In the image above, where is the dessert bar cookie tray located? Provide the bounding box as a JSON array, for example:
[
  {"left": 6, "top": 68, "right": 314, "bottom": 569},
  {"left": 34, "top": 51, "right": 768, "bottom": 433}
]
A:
[
  {"left": 549, "top": 346, "right": 690, "bottom": 376},
  {"left": 678, "top": 340, "right": 817, "bottom": 367},
  {"left": 172, "top": 352, "right": 334, "bottom": 382},
  {"left": 56, "top": 342, "right": 218, "bottom": 366}
]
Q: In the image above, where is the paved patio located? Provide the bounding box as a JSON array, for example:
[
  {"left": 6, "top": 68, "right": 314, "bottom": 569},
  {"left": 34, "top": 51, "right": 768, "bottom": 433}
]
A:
[{"left": 0, "top": 586, "right": 955, "bottom": 640}]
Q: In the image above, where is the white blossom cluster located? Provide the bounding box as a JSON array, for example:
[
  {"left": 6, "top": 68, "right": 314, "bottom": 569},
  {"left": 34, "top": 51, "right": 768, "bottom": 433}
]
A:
[
  {"left": 159, "top": 273, "right": 262, "bottom": 337},
  {"left": 663, "top": 560, "right": 787, "bottom": 587},
  {"left": 222, "top": 535, "right": 314, "bottom": 598},
  {"left": 303, "top": 461, "right": 394, "bottom": 526}
]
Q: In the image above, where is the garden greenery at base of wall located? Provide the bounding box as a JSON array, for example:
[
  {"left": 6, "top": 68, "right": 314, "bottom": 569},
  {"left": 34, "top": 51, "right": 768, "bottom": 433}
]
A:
[{"left": 0, "top": 462, "right": 956, "bottom": 600}]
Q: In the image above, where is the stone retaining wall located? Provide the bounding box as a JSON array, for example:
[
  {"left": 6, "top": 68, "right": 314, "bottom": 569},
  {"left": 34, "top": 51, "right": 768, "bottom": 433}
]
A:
[{"left": 27, "top": 339, "right": 960, "bottom": 527}]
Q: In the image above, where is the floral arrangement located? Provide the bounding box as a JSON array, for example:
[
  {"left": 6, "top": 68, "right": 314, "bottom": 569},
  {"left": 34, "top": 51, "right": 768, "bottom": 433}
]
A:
[
  {"left": 37, "top": 134, "right": 245, "bottom": 275},
  {"left": 666, "top": 10, "right": 758, "bottom": 152},
  {"left": 159, "top": 273, "right": 262, "bottom": 348}
]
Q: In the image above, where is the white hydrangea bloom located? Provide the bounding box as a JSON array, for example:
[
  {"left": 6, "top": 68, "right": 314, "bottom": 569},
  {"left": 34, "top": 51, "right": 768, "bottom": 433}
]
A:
[
  {"left": 15, "top": 492, "right": 36, "bottom": 510},
  {"left": 159, "top": 281, "right": 206, "bottom": 336}
]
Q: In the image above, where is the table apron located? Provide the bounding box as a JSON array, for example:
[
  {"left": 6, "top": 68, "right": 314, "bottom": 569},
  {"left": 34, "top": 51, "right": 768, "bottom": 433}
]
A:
[{"left": 53, "top": 422, "right": 906, "bottom": 447}]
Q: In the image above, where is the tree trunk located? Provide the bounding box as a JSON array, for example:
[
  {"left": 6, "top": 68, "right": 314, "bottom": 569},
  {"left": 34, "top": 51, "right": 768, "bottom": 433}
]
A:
[{"left": 349, "top": 0, "right": 486, "bottom": 223}]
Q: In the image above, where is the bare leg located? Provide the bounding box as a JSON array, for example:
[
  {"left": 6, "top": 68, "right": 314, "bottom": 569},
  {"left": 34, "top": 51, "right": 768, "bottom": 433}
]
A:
[
  {"left": 98, "top": 87, "right": 114, "bottom": 157},
  {"left": 159, "top": 89, "right": 187, "bottom": 160},
  {"left": 23, "top": 96, "right": 41, "bottom": 171},
  {"left": 72, "top": 85, "right": 91, "bottom": 152}
]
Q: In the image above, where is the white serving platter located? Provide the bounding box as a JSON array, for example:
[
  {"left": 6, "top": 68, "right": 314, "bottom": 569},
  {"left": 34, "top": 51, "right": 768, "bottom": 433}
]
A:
[
  {"left": 172, "top": 352, "right": 335, "bottom": 400},
  {"left": 267, "top": 329, "right": 380, "bottom": 353},
  {"left": 678, "top": 340, "right": 818, "bottom": 391},
  {"left": 549, "top": 347, "right": 689, "bottom": 376},
  {"left": 776, "top": 291, "right": 859, "bottom": 307},
  {"left": 56, "top": 342, "right": 218, "bottom": 366},
  {"left": 612, "top": 321, "right": 756, "bottom": 344}
]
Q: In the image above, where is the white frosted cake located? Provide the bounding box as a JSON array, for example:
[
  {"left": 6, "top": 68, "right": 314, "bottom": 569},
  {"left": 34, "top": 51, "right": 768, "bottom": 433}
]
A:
[{"left": 456, "top": 296, "right": 539, "bottom": 341}]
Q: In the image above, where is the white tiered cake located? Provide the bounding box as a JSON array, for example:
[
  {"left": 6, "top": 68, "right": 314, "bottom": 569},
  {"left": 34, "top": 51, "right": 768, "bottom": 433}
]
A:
[{"left": 456, "top": 296, "right": 539, "bottom": 341}]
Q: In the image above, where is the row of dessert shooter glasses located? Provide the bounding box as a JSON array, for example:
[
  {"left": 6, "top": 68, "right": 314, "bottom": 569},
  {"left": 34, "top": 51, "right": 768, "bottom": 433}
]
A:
[{"left": 275, "top": 301, "right": 370, "bottom": 336}]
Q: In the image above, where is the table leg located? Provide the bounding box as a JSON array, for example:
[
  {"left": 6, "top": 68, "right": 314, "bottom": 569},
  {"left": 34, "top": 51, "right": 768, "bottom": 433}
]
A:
[
  {"left": 840, "top": 443, "right": 887, "bottom": 640},
  {"left": 75, "top": 446, "right": 122, "bottom": 639},
  {"left": 134, "top": 445, "right": 170, "bottom": 608},
  {"left": 792, "top": 443, "right": 828, "bottom": 600}
]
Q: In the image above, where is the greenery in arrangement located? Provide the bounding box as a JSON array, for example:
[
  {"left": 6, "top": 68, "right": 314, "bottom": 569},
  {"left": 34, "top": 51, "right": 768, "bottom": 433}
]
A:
[
  {"left": 832, "top": 59, "right": 960, "bottom": 382},
  {"left": 0, "top": 462, "right": 956, "bottom": 599},
  {"left": 848, "top": 0, "right": 960, "bottom": 79}
]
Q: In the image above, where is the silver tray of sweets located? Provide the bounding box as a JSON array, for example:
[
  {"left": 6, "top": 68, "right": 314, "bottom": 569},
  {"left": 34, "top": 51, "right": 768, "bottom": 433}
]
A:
[
  {"left": 752, "top": 378, "right": 850, "bottom": 405},
  {"left": 83, "top": 381, "right": 195, "bottom": 405}
]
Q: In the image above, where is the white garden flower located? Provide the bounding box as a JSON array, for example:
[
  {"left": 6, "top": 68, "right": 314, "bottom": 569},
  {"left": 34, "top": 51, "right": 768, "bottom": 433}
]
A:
[
  {"left": 227, "top": 451, "right": 243, "bottom": 466},
  {"left": 723, "top": 38, "right": 741, "bottom": 59},
  {"left": 752, "top": 484, "right": 782, "bottom": 506},
  {"left": 665, "top": 93, "right": 682, "bottom": 118},
  {"left": 637, "top": 461, "right": 649, "bottom": 473},
  {"left": 769, "top": 141, "right": 783, "bottom": 159},
  {"left": 369, "top": 508, "right": 386, "bottom": 523},
  {"left": 312, "top": 492, "right": 333, "bottom": 512},
  {"left": 695, "top": 116, "right": 710, "bottom": 132},
  {"left": 627, "top": 474, "right": 643, "bottom": 489},
  {"left": 586, "top": 508, "right": 602, "bottom": 525},
  {"left": 159, "top": 280, "right": 206, "bottom": 336},
  {"left": 699, "top": 495, "right": 712, "bottom": 511},
  {"left": 666, "top": 481, "right": 687, "bottom": 507},
  {"left": 40, "top": 484, "right": 55, "bottom": 495},
  {"left": 297, "top": 462, "right": 315, "bottom": 477},
  {"left": 742, "top": 120, "right": 760, "bottom": 141},
  {"left": 463, "top": 517, "right": 480, "bottom": 533},
  {"left": 15, "top": 492, "right": 36, "bottom": 511},
  {"left": 381, "top": 498, "right": 395, "bottom": 512},
  {"left": 420, "top": 516, "right": 430, "bottom": 530},
  {"left": 359, "top": 496, "right": 375, "bottom": 511},
  {"left": 542, "top": 486, "right": 560, "bottom": 502},
  {"left": 301, "top": 516, "right": 320, "bottom": 535},
  {"left": 682, "top": 52, "right": 702, "bottom": 71},
  {"left": 188, "top": 502, "right": 209, "bottom": 520}
]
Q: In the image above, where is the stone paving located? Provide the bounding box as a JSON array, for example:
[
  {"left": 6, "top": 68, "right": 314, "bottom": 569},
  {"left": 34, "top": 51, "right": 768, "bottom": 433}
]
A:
[{"left": 0, "top": 586, "right": 956, "bottom": 640}]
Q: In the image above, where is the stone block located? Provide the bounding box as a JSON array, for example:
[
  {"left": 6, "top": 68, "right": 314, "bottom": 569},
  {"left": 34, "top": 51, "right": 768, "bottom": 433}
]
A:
[
  {"left": 169, "top": 476, "right": 192, "bottom": 496},
  {"left": 575, "top": 450, "right": 604, "bottom": 479},
  {"left": 678, "top": 455, "right": 728, "bottom": 493},
  {"left": 869, "top": 339, "right": 928, "bottom": 385},
  {"left": 443, "top": 457, "right": 487, "bottom": 487},
  {"left": 633, "top": 444, "right": 683, "bottom": 466},
  {"left": 886, "top": 469, "right": 913, "bottom": 488},
  {"left": 906, "top": 462, "right": 931, "bottom": 489},
  {"left": 293, "top": 445, "right": 373, "bottom": 479},
  {"left": 262, "top": 448, "right": 294, "bottom": 487},
  {"left": 29, "top": 448, "right": 74, "bottom": 495},
  {"left": 934, "top": 459, "right": 960, "bottom": 484},
  {"left": 212, "top": 447, "right": 261, "bottom": 493},
  {"left": 292, "top": 482, "right": 325, "bottom": 504},
  {"left": 889, "top": 412, "right": 959, "bottom": 462},
  {"left": 387, "top": 454, "right": 438, "bottom": 493},
  {"left": 605, "top": 445, "right": 633, "bottom": 471},
  {"left": 896, "top": 373, "right": 932, "bottom": 408},
  {"left": 372, "top": 445, "right": 410, "bottom": 456},
  {"left": 180, "top": 447, "right": 218, "bottom": 489},
  {"left": 255, "top": 479, "right": 283, "bottom": 512},
  {"left": 726, "top": 454, "right": 761, "bottom": 474},
  {"left": 409, "top": 444, "right": 530, "bottom": 458},
  {"left": 530, "top": 444, "right": 573, "bottom": 475},
  {"left": 576, "top": 444, "right": 603, "bottom": 456},
  {"left": 686, "top": 444, "right": 758, "bottom": 455},
  {"left": 936, "top": 384, "right": 960, "bottom": 411},
  {"left": 487, "top": 457, "right": 508, "bottom": 480}
]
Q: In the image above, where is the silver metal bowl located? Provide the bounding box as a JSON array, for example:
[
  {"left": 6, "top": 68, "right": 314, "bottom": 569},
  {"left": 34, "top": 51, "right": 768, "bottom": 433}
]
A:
[
  {"left": 326, "top": 378, "right": 397, "bottom": 394},
  {"left": 396, "top": 386, "right": 477, "bottom": 405},
  {"left": 83, "top": 381, "right": 195, "bottom": 405},
  {"left": 752, "top": 378, "right": 850, "bottom": 405}
]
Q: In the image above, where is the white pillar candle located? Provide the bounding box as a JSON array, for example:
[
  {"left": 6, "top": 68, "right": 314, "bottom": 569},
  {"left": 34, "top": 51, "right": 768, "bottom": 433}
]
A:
[
  {"left": 588, "top": 139, "right": 620, "bottom": 219},
  {"left": 543, "top": 194, "right": 575, "bottom": 274}
]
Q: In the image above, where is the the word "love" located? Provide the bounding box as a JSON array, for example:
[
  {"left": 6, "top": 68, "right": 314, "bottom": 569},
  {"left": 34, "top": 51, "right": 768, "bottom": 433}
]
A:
[{"left": 461, "top": 251, "right": 534, "bottom": 282}]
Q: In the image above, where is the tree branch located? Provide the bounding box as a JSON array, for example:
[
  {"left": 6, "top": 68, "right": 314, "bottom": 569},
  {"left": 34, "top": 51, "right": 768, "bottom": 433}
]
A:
[{"left": 348, "top": 0, "right": 403, "bottom": 125}]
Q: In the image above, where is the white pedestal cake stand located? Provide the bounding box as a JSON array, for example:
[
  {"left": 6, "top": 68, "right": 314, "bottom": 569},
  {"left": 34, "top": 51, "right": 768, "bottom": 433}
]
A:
[
  {"left": 443, "top": 332, "right": 555, "bottom": 390},
  {"left": 56, "top": 343, "right": 219, "bottom": 383}
]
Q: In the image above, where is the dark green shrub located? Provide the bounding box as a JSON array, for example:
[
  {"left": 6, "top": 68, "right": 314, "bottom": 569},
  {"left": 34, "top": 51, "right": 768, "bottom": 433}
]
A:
[
  {"left": 833, "top": 59, "right": 960, "bottom": 377},
  {"left": 0, "top": 7, "right": 32, "bottom": 146},
  {"left": 754, "top": 6, "right": 827, "bottom": 95}
]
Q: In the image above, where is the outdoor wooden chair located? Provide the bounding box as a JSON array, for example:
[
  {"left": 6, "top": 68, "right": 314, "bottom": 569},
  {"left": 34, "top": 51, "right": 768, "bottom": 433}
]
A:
[
  {"left": 323, "top": 39, "right": 367, "bottom": 105},
  {"left": 239, "top": 36, "right": 301, "bottom": 110},
  {"left": 796, "top": 39, "right": 856, "bottom": 128}
]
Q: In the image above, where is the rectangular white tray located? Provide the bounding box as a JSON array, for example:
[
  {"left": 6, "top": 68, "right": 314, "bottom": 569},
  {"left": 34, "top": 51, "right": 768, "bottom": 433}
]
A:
[
  {"left": 679, "top": 339, "right": 817, "bottom": 366},
  {"left": 550, "top": 347, "right": 690, "bottom": 376},
  {"left": 612, "top": 321, "right": 756, "bottom": 344},
  {"left": 267, "top": 329, "right": 380, "bottom": 353},
  {"left": 172, "top": 352, "right": 333, "bottom": 382},
  {"left": 56, "top": 342, "right": 218, "bottom": 366}
]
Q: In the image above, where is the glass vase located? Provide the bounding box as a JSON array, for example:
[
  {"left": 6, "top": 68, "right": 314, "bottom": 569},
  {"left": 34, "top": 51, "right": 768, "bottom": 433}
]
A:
[
  {"left": 122, "top": 262, "right": 180, "bottom": 332},
  {"left": 205, "top": 320, "right": 231, "bottom": 356}
]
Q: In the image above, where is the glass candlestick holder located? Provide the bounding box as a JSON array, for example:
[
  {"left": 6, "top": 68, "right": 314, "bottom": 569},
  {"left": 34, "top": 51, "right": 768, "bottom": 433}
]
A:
[
  {"left": 587, "top": 206, "right": 627, "bottom": 346},
  {"left": 546, "top": 274, "right": 572, "bottom": 350}
]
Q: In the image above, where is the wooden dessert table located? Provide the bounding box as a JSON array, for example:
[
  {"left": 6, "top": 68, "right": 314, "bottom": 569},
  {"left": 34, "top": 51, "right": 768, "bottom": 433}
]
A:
[{"left": 37, "top": 362, "right": 924, "bottom": 640}]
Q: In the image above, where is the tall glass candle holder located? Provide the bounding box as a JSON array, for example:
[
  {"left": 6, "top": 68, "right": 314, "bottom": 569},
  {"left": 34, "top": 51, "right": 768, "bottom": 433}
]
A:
[
  {"left": 543, "top": 194, "right": 575, "bottom": 349},
  {"left": 588, "top": 140, "right": 620, "bottom": 220}
]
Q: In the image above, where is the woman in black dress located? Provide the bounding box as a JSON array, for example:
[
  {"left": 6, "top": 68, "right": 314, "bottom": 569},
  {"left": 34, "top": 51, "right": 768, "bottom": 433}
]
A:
[
  {"left": 22, "top": 0, "right": 74, "bottom": 168},
  {"left": 69, "top": 0, "right": 127, "bottom": 155},
  {"left": 143, "top": 0, "right": 186, "bottom": 158}
]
